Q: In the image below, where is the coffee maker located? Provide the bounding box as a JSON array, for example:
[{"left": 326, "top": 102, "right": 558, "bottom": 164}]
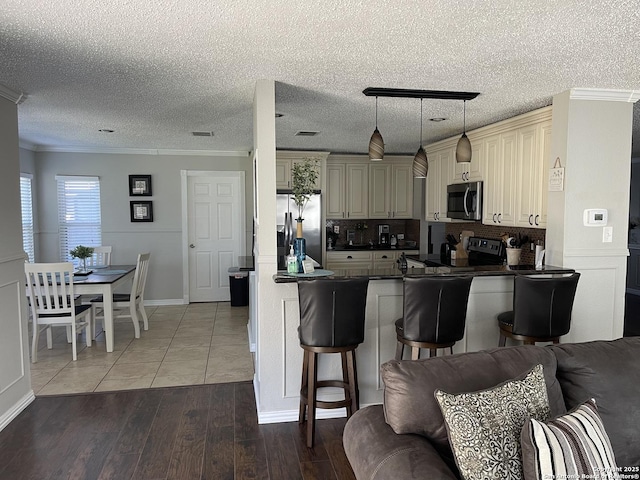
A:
[{"left": 378, "top": 224, "right": 390, "bottom": 246}]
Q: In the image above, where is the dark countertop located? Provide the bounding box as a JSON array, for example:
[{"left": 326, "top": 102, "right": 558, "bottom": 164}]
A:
[
  {"left": 328, "top": 244, "right": 418, "bottom": 252},
  {"left": 273, "top": 260, "right": 574, "bottom": 283}
]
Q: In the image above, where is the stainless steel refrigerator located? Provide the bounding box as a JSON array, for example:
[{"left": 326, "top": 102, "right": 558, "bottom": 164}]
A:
[{"left": 276, "top": 191, "right": 322, "bottom": 270}]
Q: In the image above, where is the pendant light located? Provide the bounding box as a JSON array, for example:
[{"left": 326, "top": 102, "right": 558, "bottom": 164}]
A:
[
  {"left": 368, "top": 96, "right": 384, "bottom": 161},
  {"left": 455, "top": 100, "right": 472, "bottom": 163},
  {"left": 413, "top": 98, "right": 428, "bottom": 178}
]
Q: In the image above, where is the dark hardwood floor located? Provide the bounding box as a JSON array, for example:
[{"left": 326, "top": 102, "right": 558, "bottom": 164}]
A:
[{"left": 0, "top": 382, "right": 356, "bottom": 480}]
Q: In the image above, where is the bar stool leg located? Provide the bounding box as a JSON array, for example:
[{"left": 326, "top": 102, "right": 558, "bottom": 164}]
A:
[
  {"left": 395, "top": 340, "right": 404, "bottom": 361},
  {"left": 306, "top": 351, "right": 318, "bottom": 448},
  {"left": 429, "top": 348, "right": 437, "bottom": 357},
  {"left": 299, "top": 350, "right": 309, "bottom": 424},
  {"left": 411, "top": 346, "right": 420, "bottom": 360},
  {"left": 347, "top": 349, "right": 358, "bottom": 414},
  {"left": 499, "top": 332, "right": 507, "bottom": 347},
  {"left": 341, "top": 352, "right": 352, "bottom": 417}
]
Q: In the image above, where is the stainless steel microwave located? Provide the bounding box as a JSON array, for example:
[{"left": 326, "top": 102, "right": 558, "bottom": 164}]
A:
[{"left": 447, "top": 181, "right": 483, "bottom": 220}]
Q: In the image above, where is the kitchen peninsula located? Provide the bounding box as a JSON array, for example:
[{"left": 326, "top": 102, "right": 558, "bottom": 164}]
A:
[{"left": 266, "top": 260, "right": 574, "bottom": 422}]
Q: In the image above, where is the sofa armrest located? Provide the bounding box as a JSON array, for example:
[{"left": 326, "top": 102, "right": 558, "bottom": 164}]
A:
[{"left": 343, "top": 405, "right": 458, "bottom": 480}]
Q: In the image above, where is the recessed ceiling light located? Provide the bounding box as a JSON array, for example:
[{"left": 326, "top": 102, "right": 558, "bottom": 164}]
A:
[
  {"left": 429, "top": 118, "right": 446, "bottom": 122},
  {"left": 192, "top": 131, "right": 214, "bottom": 137},
  {"left": 295, "top": 131, "right": 320, "bottom": 137},
  {"left": 98, "top": 129, "right": 114, "bottom": 133}
]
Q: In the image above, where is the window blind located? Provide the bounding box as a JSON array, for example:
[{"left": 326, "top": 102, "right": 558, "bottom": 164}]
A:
[
  {"left": 56, "top": 175, "right": 102, "bottom": 262},
  {"left": 20, "top": 174, "right": 35, "bottom": 262}
]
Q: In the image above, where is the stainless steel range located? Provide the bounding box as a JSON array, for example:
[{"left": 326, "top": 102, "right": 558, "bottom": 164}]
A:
[{"left": 466, "top": 237, "right": 505, "bottom": 266}]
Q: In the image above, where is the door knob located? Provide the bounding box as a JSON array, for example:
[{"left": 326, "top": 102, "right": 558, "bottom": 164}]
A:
[{"left": 189, "top": 244, "right": 195, "bottom": 248}]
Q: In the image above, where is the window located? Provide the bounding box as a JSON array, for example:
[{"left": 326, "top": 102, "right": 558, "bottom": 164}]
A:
[
  {"left": 56, "top": 175, "right": 102, "bottom": 262},
  {"left": 20, "top": 174, "right": 35, "bottom": 262}
]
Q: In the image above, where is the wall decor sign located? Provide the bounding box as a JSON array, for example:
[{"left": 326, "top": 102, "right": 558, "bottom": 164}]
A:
[
  {"left": 548, "top": 157, "right": 565, "bottom": 192},
  {"left": 129, "top": 174, "right": 152, "bottom": 196},
  {"left": 130, "top": 200, "right": 153, "bottom": 222}
]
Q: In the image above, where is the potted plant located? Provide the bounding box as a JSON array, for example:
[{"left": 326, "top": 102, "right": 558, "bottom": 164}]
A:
[
  {"left": 69, "top": 245, "right": 94, "bottom": 273},
  {"left": 291, "top": 157, "right": 320, "bottom": 238}
]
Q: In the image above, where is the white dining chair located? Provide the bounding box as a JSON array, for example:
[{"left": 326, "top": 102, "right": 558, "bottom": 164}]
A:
[
  {"left": 91, "top": 252, "right": 151, "bottom": 339},
  {"left": 25, "top": 262, "right": 92, "bottom": 363},
  {"left": 86, "top": 246, "right": 112, "bottom": 267}
]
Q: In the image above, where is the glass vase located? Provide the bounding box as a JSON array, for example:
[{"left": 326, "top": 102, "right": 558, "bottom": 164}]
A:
[{"left": 294, "top": 237, "right": 306, "bottom": 273}]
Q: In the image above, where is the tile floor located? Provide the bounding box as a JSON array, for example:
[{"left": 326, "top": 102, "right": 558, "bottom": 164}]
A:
[{"left": 29, "top": 302, "right": 254, "bottom": 395}]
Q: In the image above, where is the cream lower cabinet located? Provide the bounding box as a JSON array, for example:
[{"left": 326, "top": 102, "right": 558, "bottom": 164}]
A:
[
  {"left": 426, "top": 147, "right": 454, "bottom": 222},
  {"left": 325, "top": 251, "right": 373, "bottom": 270},
  {"left": 514, "top": 120, "right": 551, "bottom": 229},
  {"left": 369, "top": 163, "right": 414, "bottom": 219},
  {"left": 326, "top": 162, "right": 368, "bottom": 219},
  {"left": 326, "top": 250, "right": 419, "bottom": 270}
]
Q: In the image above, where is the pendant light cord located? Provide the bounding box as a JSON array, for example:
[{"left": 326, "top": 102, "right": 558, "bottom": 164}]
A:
[
  {"left": 463, "top": 100, "right": 466, "bottom": 134},
  {"left": 375, "top": 96, "right": 379, "bottom": 129},
  {"left": 419, "top": 98, "right": 423, "bottom": 144}
]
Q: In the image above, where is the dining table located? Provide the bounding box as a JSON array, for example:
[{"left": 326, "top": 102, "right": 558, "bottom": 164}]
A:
[{"left": 73, "top": 264, "right": 136, "bottom": 353}]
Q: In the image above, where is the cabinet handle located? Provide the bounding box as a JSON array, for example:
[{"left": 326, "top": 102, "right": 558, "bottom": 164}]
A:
[
  {"left": 493, "top": 213, "right": 497, "bottom": 223},
  {"left": 535, "top": 215, "right": 540, "bottom": 226},
  {"left": 347, "top": 255, "right": 353, "bottom": 259},
  {"left": 529, "top": 214, "right": 533, "bottom": 226},
  {"left": 381, "top": 255, "right": 388, "bottom": 259},
  {"left": 498, "top": 213, "right": 502, "bottom": 223}
]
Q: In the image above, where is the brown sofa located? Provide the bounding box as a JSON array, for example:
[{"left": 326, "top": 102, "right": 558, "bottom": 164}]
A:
[{"left": 343, "top": 337, "right": 640, "bottom": 479}]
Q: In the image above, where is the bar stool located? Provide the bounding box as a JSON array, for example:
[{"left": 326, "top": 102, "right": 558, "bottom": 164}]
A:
[
  {"left": 395, "top": 276, "right": 473, "bottom": 360},
  {"left": 297, "top": 277, "right": 369, "bottom": 448},
  {"left": 498, "top": 272, "right": 580, "bottom": 346}
]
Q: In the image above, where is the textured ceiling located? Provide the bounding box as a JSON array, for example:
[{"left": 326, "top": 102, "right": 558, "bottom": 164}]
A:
[{"left": 1, "top": 0, "right": 639, "bottom": 156}]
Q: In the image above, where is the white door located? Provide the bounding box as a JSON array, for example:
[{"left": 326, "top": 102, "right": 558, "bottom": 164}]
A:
[{"left": 187, "top": 172, "right": 245, "bottom": 302}]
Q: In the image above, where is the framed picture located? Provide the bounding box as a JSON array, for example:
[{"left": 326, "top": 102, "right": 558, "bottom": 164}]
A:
[
  {"left": 129, "top": 174, "right": 152, "bottom": 196},
  {"left": 130, "top": 201, "right": 153, "bottom": 222}
]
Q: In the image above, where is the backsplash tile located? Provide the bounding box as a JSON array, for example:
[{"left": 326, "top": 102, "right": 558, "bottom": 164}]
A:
[
  {"left": 325, "top": 219, "right": 420, "bottom": 248},
  {"left": 445, "top": 223, "right": 545, "bottom": 265}
]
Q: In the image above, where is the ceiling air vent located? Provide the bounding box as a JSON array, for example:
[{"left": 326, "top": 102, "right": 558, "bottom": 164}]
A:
[
  {"left": 295, "top": 131, "right": 320, "bottom": 137},
  {"left": 192, "top": 131, "right": 214, "bottom": 137}
]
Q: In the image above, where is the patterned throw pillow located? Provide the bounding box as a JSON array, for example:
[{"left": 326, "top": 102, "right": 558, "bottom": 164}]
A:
[
  {"left": 521, "top": 398, "right": 619, "bottom": 480},
  {"left": 435, "top": 364, "right": 550, "bottom": 480}
]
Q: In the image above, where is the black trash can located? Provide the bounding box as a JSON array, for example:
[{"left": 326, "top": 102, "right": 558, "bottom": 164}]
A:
[{"left": 228, "top": 267, "right": 249, "bottom": 306}]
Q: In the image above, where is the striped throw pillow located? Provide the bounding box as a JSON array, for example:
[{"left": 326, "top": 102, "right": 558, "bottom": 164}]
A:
[{"left": 521, "top": 398, "right": 619, "bottom": 480}]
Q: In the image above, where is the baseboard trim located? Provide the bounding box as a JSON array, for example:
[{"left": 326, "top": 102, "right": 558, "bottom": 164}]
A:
[
  {"left": 0, "top": 390, "right": 36, "bottom": 432},
  {"left": 144, "top": 299, "right": 186, "bottom": 306}
]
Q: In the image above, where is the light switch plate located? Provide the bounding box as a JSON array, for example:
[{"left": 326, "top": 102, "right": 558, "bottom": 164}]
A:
[
  {"left": 333, "top": 225, "right": 339, "bottom": 233},
  {"left": 603, "top": 226, "right": 613, "bottom": 243}
]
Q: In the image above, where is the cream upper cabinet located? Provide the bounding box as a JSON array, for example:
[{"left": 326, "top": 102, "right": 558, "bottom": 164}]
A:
[
  {"left": 451, "top": 137, "right": 484, "bottom": 184},
  {"left": 326, "top": 163, "right": 346, "bottom": 218},
  {"left": 325, "top": 160, "right": 368, "bottom": 219},
  {"left": 483, "top": 132, "right": 517, "bottom": 226},
  {"left": 276, "top": 151, "right": 328, "bottom": 190},
  {"left": 425, "top": 147, "right": 454, "bottom": 222},
  {"left": 346, "top": 164, "right": 369, "bottom": 218},
  {"left": 515, "top": 120, "right": 551, "bottom": 229},
  {"left": 275, "top": 158, "right": 291, "bottom": 189},
  {"left": 369, "top": 161, "right": 413, "bottom": 219}
]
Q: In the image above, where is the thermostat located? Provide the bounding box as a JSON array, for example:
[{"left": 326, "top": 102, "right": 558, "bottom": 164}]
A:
[{"left": 583, "top": 209, "right": 608, "bottom": 226}]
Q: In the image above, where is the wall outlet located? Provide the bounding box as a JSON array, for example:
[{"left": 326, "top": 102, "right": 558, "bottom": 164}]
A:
[
  {"left": 603, "top": 226, "right": 613, "bottom": 243},
  {"left": 333, "top": 225, "right": 339, "bottom": 234}
]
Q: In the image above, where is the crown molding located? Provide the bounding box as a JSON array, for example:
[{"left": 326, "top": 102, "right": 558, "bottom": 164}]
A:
[
  {"left": 569, "top": 88, "right": 640, "bottom": 103},
  {"left": 30, "top": 145, "right": 250, "bottom": 157},
  {"left": 0, "top": 84, "right": 25, "bottom": 104}
]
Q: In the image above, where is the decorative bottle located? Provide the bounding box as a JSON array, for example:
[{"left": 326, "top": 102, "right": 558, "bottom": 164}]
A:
[{"left": 287, "top": 245, "right": 298, "bottom": 274}]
